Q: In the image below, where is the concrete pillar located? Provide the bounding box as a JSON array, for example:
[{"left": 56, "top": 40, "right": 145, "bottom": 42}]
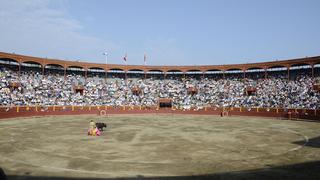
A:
[
  {"left": 312, "top": 64, "right": 314, "bottom": 79},
  {"left": 18, "top": 63, "right": 21, "bottom": 77},
  {"left": 64, "top": 68, "right": 66, "bottom": 79},
  {"left": 264, "top": 69, "right": 267, "bottom": 79}
]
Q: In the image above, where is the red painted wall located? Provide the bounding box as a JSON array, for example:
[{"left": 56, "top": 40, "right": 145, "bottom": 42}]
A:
[{"left": 0, "top": 106, "right": 319, "bottom": 122}]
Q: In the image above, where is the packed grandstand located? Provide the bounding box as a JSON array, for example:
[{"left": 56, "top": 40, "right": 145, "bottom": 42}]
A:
[{"left": 0, "top": 52, "right": 320, "bottom": 110}]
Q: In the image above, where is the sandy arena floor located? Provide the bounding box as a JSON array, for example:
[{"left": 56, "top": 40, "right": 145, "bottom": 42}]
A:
[{"left": 0, "top": 114, "right": 320, "bottom": 180}]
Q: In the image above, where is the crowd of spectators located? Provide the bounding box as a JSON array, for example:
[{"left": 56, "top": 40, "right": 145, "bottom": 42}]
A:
[{"left": 0, "top": 66, "right": 319, "bottom": 109}]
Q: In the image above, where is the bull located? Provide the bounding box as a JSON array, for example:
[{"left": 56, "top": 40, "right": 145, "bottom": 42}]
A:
[{"left": 95, "top": 122, "right": 107, "bottom": 131}]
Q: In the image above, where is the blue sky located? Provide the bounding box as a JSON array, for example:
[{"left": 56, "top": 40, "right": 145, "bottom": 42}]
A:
[{"left": 0, "top": 0, "right": 319, "bottom": 65}]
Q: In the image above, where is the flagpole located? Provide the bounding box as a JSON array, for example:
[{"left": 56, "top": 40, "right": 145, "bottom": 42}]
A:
[
  {"left": 125, "top": 58, "right": 127, "bottom": 80},
  {"left": 144, "top": 53, "right": 147, "bottom": 79},
  {"left": 105, "top": 53, "right": 108, "bottom": 64},
  {"left": 103, "top": 52, "right": 108, "bottom": 81},
  {"left": 106, "top": 53, "right": 108, "bottom": 81},
  {"left": 124, "top": 53, "right": 127, "bottom": 80}
]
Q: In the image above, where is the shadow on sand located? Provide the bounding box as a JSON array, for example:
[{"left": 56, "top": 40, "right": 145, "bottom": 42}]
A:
[
  {"left": 2, "top": 160, "right": 320, "bottom": 180},
  {"left": 293, "top": 135, "right": 320, "bottom": 148}
]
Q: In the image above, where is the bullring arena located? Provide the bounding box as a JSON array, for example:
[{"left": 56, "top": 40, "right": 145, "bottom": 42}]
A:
[{"left": 0, "top": 52, "right": 320, "bottom": 180}]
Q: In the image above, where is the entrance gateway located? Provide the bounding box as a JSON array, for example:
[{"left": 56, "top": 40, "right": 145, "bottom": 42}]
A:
[{"left": 158, "top": 98, "right": 172, "bottom": 108}]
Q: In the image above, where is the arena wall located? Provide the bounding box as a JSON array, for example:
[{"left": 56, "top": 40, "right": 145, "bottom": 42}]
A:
[{"left": 0, "top": 106, "right": 319, "bottom": 122}]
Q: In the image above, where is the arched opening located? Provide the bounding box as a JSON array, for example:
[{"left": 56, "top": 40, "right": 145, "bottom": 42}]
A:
[
  {"left": 66, "top": 66, "right": 85, "bottom": 75},
  {"left": 0, "top": 58, "right": 19, "bottom": 72},
  {"left": 146, "top": 70, "right": 164, "bottom": 80},
  {"left": 185, "top": 69, "right": 203, "bottom": 80},
  {"left": 21, "top": 61, "right": 42, "bottom": 75},
  {"left": 107, "top": 68, "right": 125, "bottom": 79},
  {"left": 267, "top": 65, "right": 287, "bottom": 79},
  {"left": 245, "top": 67, "right": 265, "bottom": 80},
  {"left": 289, "top": 63, "right": 312, "bottom": 80},
  {"left": 204, "top": 69, "right": 224, "bottom": 80},
  {"left": 0, "top": 58, "right": 20, "bottom": 82},
  {"left": 166, "top": 70, "right": 183, "bottom": 80},
  {"left": 225, "top": 68, "right": 244, "bottom": 80},
  {"left": 44, "top": 64, "right": 65, "bottom": 76},
  {"left": 87, "top": 67, "right": 105, "bottom": 78},
  {"left": 127, "top": 69, "right": 145, "bottom": 79}
]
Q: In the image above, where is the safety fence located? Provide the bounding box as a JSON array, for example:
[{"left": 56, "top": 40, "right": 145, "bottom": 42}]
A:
[{"left": 0, "top": 105, "right": 319, "bottom": 121}]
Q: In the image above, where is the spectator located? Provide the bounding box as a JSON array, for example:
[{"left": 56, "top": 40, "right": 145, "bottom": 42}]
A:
[{"left": 0, "top": 67, "right": 319, "bottom": 109}]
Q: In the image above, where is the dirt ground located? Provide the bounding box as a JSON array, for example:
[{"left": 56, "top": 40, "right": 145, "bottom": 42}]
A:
[{"left": 0, "top": 114, "right": 320, "bottom": 180}]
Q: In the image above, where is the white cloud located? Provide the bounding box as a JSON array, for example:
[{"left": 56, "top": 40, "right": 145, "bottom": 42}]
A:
[{"left": 0, "top": 0, "right": 114, "bottom": 63}]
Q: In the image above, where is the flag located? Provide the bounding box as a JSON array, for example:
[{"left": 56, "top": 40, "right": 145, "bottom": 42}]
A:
[
  {"left": 144, "top": 53, "right": 147, "bottom": 65},
  {"left": 123, "top": 53, "right": 127, "bottom": 62}
]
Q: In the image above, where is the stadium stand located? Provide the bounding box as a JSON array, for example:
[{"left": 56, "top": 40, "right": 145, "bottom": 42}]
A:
[{"left": 0, "top": 52, "right": 319, "bottom": 120}]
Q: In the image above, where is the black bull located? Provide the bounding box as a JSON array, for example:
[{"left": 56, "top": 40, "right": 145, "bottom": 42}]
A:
[{"left": 96, "top": 122, "right": 107, "bottom": 131}]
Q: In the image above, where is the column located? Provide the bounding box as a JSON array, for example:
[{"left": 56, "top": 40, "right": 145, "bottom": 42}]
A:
[
  {"left": 18, "top": 63, "right": 21, "bottom": 77},
  {"left": 264, "top": 69, "right": 267, "bottom": 79},
  {"left": 312, "top": 64, "right": 314, "bottom": 79}
]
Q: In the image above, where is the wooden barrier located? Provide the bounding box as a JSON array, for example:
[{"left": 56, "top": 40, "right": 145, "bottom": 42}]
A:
[{"left": 0, "top": 106, "right": 319, "bottom": 122}]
